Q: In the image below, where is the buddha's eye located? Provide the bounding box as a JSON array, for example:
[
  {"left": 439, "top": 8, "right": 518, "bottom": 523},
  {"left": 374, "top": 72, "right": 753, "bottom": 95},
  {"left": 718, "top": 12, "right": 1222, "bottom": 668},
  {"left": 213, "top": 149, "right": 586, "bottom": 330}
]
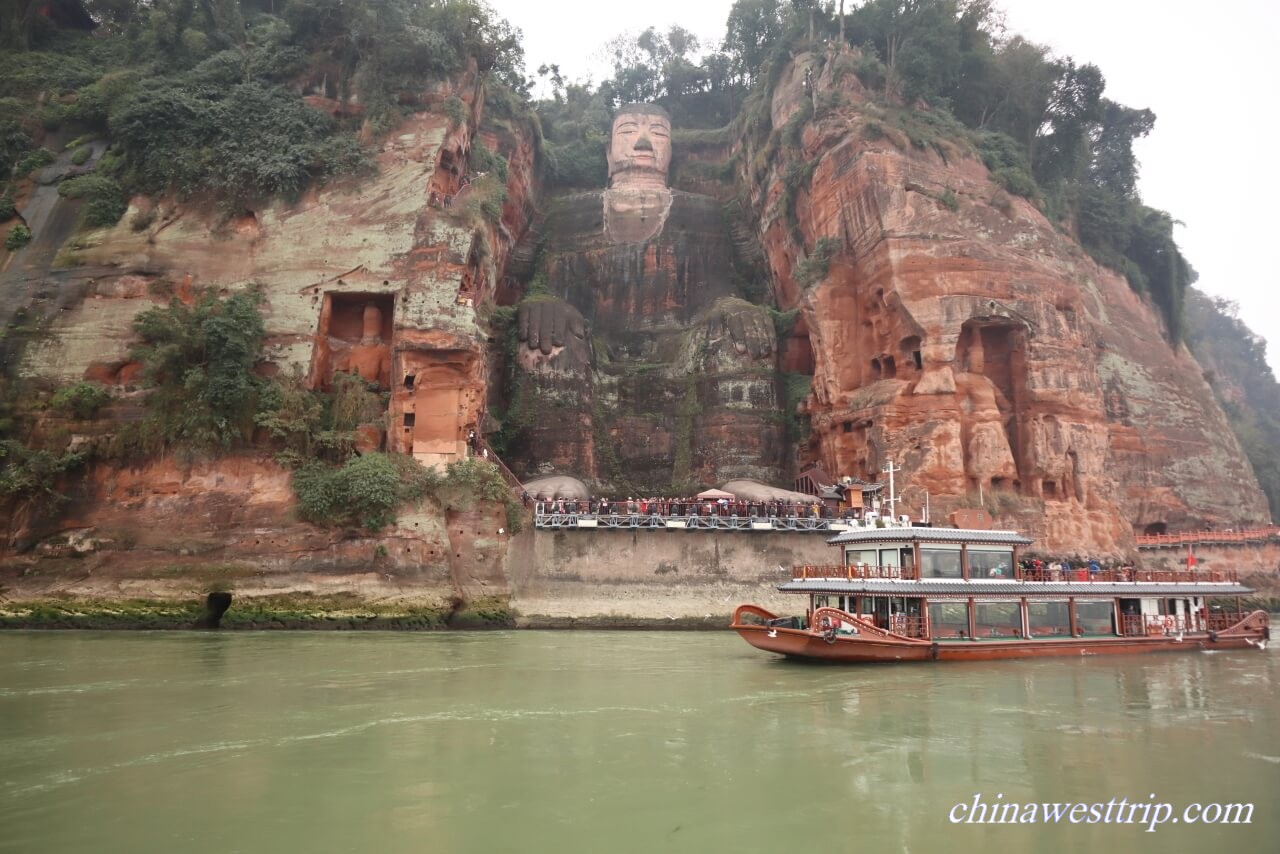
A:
[{"left": 649, "top": 125, "right": 669, "bottom": 138}]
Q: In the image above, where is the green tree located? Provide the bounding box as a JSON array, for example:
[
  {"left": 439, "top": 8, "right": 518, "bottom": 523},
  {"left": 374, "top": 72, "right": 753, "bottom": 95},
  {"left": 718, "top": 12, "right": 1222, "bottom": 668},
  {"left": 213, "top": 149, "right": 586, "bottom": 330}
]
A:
[
  {"left": 723, "top": 0, "right": 789, "bottom": 87},
  {"left": 130, "top": 289, "right": 267, "bottom": 448}
]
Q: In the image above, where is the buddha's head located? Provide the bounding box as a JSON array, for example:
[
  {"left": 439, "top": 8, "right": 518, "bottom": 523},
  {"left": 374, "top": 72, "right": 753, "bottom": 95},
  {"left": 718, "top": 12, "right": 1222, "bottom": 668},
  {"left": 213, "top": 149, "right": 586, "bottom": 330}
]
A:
[{"left": 608, "top": 104, "right": 672, "bottom": 189}]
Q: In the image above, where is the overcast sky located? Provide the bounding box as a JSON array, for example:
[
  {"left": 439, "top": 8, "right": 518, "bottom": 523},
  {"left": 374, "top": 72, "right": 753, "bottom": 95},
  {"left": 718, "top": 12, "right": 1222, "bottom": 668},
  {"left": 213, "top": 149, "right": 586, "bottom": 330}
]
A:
[{"left": 487, "top": 0, "right": 1280, "bottom": 375}]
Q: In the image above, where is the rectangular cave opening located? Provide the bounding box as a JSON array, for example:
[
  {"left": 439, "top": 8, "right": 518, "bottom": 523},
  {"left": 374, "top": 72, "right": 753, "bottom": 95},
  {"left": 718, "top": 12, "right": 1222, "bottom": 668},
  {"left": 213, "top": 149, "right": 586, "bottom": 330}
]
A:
[{"left": 323, "top": 292, "right": 394, "bottom": 342}]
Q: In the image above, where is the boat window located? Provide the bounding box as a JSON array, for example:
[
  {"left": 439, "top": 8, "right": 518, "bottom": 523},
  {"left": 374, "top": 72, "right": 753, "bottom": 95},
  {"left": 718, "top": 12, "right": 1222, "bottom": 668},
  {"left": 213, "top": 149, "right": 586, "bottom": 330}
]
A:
[
  {"left": 1074, "top": 601, "right": 1114, "bottom": 635},
  {"left": 928, "top": 602, "right": 968, "bottom": 638},
  {"left": 920, "top": 547, "right": 962, "bottom": 578},
  {"left": 974, "top": 601, "right": 1021, "bottom": 638},
  {"left": 1027, "top": 601, "right": 1071, "bottom": 637},
  {"left": 967, "top": 548, "right": 1013, "bottom": 578},
  {"left": 846, "top": 548, "right": 878, "bottom": 566}
]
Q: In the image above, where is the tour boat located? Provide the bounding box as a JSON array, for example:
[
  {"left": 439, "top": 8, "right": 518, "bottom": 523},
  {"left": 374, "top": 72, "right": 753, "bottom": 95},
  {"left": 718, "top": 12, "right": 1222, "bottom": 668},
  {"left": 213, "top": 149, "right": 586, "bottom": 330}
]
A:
[{"left": 731, "top": 523, "right": 1270, "bottom": 662}]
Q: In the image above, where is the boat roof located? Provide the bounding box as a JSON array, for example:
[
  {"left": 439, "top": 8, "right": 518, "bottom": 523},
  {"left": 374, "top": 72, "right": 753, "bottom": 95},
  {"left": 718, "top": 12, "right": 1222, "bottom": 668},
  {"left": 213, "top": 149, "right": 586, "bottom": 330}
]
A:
[
  {"left": 826, "top": 526, "right": 1033, "bottom": 546},
  {"left": 779, "top": 579, "right": 1254, "bottom": 596}
]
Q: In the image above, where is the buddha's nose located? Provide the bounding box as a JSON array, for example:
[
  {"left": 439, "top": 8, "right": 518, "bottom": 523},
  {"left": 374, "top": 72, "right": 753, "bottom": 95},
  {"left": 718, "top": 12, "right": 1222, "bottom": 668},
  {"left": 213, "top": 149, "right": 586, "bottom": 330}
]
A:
[{"left": 634, "top": 134, "right": 653, "bottom": 152}]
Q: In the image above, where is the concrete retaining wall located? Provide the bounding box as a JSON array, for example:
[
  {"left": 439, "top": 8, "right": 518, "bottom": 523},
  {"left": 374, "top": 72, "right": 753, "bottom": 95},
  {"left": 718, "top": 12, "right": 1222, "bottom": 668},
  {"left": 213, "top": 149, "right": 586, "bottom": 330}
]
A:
[{"left": 508, "top": 529, "right": 836, "bottom": 620}]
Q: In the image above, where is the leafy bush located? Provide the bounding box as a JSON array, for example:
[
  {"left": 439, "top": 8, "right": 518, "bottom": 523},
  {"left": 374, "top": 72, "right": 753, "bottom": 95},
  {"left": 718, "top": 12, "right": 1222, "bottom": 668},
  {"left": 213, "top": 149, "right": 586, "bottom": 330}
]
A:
[
  {"left": 15, "top": 147, "right": 54, "bottom": 177},
  {"left": 796, "top": 236, "right": 838, "bottom": 288},
  {"left": 939, "top": 188, "right": 959, "bottom": 212},
  {"left": 544, "top": 138, "right": 607, "bottom": 189},
  {"left": 51, "top": 382, "right": 111, "bottom": 420},
  {"left": 58, "top": 174, "right": 127, "bottom": 228},
  {"left": 129, "top": 289, "right": 267, "bottom": 450},
  {"left": 444, "top": 95, "right": 466, "bottom": 127},
  {"left": 0, "top": 118, "right": 33, "bottom": 177},
  {"left": 5, "top": 224, "right": 31, "bottom": 251},
  {"left": 110, "top": 79, "right": 368, "bottom": 206},
  {"left": 0, "top": 194, "right": 13, "bottom": 221},
  {"left": 294, "top": 452, "right": 437, "bottom": 531},
  {"left": 70, "top": 146, "right": 91, "bottom": 166},
  {"left": 0, "top": 440, "right": 85, "bottom": 505},
  {"left": 470, "top": 140, "right": 508, "bottom": 182}
]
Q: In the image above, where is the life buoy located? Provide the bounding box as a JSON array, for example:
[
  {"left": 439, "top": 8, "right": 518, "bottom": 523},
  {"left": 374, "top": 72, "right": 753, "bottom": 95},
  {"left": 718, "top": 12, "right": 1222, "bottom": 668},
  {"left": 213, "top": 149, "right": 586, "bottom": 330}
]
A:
[
  {"left": 1163, "top": 616, "right": 1174, "bottom": 630},
  {"left": 824, "top": 628, "right": 838, "bottom": 644}
]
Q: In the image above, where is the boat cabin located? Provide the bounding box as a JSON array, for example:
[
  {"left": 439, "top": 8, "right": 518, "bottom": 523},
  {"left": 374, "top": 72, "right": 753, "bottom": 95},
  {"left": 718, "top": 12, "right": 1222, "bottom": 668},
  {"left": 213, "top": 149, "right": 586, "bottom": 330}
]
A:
[{"left": 784, "top": 526, "right": 1249, "bottom": 641}]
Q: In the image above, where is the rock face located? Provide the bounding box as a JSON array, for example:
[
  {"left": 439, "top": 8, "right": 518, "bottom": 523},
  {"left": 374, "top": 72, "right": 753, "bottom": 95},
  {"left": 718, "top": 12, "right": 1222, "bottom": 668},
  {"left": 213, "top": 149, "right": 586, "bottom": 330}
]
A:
[
  {"left": 4, "top": 64, "right": 534, "bottom": 593},
  {"left": 3, "top": 44, "right": 1273, "bottom": 606},
  {"left": 743, "top": 49, "right": 1269, "bottom": 555}
]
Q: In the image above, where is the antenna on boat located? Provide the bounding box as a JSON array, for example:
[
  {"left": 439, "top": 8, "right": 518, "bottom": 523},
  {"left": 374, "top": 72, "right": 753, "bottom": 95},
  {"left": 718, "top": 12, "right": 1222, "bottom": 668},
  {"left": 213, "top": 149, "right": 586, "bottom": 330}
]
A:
[{"left": 882, "top": 459, "right": 900, "bottom": 519}]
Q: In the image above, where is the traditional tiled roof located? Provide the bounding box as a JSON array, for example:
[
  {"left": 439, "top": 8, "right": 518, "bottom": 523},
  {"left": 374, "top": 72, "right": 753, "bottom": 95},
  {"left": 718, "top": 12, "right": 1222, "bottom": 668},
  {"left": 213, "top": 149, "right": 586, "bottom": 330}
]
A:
[
  {"left": 826, "top": 526, "right": 1033, "bottom": 546},
  {"left": 778, "top": 579, "right": 1253, "bottom": 596}
]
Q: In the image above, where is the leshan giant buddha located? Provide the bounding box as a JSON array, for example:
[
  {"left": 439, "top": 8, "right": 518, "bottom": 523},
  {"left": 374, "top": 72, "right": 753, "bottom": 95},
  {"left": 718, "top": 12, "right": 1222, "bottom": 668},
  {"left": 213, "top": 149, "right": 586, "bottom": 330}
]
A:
[{"left": 505, "top": 104, "right": 785, "bottom": 494}]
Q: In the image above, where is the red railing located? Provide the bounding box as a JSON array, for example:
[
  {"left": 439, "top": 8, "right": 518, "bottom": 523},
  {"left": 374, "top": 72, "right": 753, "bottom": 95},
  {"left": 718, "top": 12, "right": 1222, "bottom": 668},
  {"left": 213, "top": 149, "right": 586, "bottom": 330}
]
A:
[
  {"left": 795, "top": 565, "right": 1238, "bottom": 583},
  {"left": 1018, "top": 568, "right": 1238, "bottom": 583},
  {"left": 1135, "top": 526, "right": 1280, "bottom": 547},
  {"left": 793, "top": 564, "right": 920, "bottom": 581}
]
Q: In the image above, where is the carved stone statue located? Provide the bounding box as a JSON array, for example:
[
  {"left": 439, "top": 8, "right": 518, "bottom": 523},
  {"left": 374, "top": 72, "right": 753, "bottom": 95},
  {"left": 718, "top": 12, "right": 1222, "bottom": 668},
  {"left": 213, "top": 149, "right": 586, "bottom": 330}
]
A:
[
  {"left": 505, "top": 104, "right": 784, "bottom": 493},
  {"left": 605, "top": 105, "right": 673, "bottom": 244},
  {"left": 332, "top": 302, "right": 391, "bottom": 388}
]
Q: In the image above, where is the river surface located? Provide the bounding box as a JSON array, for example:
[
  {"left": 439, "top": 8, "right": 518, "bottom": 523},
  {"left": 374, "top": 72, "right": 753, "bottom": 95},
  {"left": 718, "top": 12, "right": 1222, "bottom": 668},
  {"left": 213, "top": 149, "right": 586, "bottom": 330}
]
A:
[{"left": 1, "top": 631, "right": 1277, "bottom": 853}]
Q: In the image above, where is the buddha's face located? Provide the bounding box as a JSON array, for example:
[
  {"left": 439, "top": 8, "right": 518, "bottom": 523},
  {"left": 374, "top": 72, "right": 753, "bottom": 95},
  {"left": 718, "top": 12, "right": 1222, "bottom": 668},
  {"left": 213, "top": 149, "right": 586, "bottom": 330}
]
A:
[{"left": 608, "top": 109, "right": 671, "bottom": 188}]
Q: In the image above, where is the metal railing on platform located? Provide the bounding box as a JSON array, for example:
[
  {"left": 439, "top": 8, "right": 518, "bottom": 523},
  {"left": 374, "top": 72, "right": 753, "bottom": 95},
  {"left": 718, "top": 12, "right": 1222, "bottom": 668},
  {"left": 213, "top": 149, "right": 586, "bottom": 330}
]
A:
[
  {"left": 1135, "top": 526, "right": 1280, "bottom": 548},
  {"left": 533, "top": 510, "right": 860, "bottom": 533}
]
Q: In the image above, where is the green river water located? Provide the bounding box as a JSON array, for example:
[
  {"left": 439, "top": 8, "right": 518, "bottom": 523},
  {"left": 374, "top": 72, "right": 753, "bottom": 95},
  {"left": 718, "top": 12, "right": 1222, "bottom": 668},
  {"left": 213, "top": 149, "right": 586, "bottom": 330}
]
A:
[{"left": 1, "top": 631, "right": 1277, "bottom": 853}]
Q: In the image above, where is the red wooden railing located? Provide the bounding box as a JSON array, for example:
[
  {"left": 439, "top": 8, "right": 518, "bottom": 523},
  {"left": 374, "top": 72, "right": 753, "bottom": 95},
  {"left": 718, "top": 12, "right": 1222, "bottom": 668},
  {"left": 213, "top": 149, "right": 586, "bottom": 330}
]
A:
[
  {"left": 794, "top": 565, "right": 1238, "bottom": 583},
  {"left": 1135, "top": 526, "right": 1280, "bottom": 547},
  {"left": 793, "top": 564, "right": 920, "bottom": 581},
  {"left": 1018, "top": 568, "right": 1238, "bottom": 583}
]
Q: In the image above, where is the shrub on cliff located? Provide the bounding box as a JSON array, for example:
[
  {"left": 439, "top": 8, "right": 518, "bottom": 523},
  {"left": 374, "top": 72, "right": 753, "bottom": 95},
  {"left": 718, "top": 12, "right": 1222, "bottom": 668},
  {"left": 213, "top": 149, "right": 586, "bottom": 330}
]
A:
[
  {"left": 51, "top": 382, "right": 112, "bottom": 420},
  {"left": 110, "top": 80, "right": 368, "bottom": 206},
  {"left": 128, "top": 289, "right": 266, "bottom": 450},
  {"left": 5, "top": 224, "right": 31, "bottom": 251},
  {"left": 0, "top": 440, "right": 85, "bottom": 505},
  {"left": 57, "top": 174, "right": 127, "bottom": 228},
  {"left": 293, "top": 454, "right": 522, "bottom": 534},
  {"left": 294, "top": 452, "right": 437, "bottom": 531},
  {"left": 256, "top": 371, "right": 386, "bottom": 468}
]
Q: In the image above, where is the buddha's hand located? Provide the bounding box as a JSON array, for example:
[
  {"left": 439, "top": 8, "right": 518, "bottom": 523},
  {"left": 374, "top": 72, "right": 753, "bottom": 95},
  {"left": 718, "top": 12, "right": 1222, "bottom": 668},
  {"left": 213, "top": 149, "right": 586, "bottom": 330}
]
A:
[
  {"left": 707, "top": 300, "right": 776, "bottom": 360},
  {"left": 517, "top": 298, "right": 587, "bottom": 356}
]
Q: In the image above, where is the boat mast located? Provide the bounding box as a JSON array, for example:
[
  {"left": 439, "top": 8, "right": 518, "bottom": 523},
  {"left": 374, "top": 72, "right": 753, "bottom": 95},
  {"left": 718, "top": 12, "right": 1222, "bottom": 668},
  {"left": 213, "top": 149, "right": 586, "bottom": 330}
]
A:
[{"left": 882, "top": 459, "right": 900, "bottom": 519}]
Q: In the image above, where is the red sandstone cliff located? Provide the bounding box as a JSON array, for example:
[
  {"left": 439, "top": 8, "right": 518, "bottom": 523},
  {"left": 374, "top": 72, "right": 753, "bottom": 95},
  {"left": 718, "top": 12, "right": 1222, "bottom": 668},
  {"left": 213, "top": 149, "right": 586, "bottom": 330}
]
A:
[
  {"left": 741, "top": 48, "right": 1269, "bottom": 556},
  {"left": 3, "top": 64, "right": 537, "bottom": 600}
]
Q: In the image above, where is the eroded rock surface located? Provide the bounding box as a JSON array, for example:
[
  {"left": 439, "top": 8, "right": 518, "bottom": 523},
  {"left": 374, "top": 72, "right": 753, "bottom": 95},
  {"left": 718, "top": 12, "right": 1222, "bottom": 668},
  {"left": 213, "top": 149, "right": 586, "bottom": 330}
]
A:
[{"left": 744, "top": 48, "right": 1269, "bottom": 554}]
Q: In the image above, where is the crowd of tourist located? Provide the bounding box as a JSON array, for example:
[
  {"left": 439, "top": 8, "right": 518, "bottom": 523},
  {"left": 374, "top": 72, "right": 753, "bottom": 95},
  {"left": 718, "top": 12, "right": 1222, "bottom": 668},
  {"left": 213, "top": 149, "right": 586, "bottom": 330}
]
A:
[
  {"left": 1017, "top": 557, "right": 1137, "bottom": 580},
  {"left": 529, "top": 495, "right": 853, "bottom": 520}
]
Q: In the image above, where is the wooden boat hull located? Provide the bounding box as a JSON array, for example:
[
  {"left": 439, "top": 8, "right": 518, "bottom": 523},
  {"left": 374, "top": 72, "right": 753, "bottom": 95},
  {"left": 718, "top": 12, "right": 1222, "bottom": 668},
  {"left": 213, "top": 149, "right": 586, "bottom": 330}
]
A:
[{"left": 731, "top": 607, "right": 1271, "bottom": 663}]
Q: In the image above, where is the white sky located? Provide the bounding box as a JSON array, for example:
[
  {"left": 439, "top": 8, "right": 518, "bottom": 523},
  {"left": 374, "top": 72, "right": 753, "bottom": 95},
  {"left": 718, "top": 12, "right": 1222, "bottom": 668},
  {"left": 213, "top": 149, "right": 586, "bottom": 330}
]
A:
[{"left": 488, "top": 0, "right": 1280, "bottom": 375}]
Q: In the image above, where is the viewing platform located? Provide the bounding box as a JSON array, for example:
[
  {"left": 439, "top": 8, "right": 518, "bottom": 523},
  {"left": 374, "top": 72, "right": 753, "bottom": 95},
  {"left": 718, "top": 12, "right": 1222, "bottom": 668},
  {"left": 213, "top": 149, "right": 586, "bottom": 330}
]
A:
[
  {"left": 1135, "top": 526, "right": 1280, "bottom": 548},
  {"left": 531, "top": 506, "right": 893, "bottom": 533}
]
